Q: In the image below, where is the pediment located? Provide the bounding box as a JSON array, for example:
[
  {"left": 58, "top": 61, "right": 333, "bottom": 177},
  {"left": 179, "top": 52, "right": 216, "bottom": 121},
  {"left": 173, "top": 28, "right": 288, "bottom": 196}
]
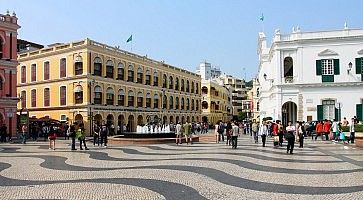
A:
[
  {"left": 318, "top": 49, "right": 338, "bottom": 56},
  {"left": 358, "top": 49, "right": 363, "bottom": 55}
]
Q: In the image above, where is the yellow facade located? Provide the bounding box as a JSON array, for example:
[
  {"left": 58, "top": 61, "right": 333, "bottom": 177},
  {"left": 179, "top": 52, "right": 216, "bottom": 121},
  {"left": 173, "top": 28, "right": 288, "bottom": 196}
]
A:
[
  {"left": 17, "top": 39, "right": 201, "bottom": 134},
  {"left": 201, "top": 80, "right": 232, "bottom": 124}
]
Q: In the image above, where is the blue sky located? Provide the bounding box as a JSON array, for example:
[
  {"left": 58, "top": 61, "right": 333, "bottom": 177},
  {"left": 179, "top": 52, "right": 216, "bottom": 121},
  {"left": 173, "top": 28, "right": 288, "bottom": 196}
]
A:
[{"left": 2, "top": 0, "right": 362, "bottom": 80}]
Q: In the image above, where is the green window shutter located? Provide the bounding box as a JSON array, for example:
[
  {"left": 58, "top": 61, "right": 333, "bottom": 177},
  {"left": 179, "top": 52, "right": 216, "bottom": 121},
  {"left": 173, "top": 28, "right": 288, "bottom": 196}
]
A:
[
  {"left": 317, "top": 105, "right": 323, "bottom": 121},
  {"left": 334, "top": 59, "right": 340, "bottom": 75},
  {"left": 356, "top": 58, "right": 362, "bottom": 74},
  {"left": 334, "top": 108, "right": 339, "bottom": 121},
  {"left": 322, "top": 75, "right": 334, "bottom": 82},
  {"left": 316, "top": 60, "right": 322, "bottom": 75},
  {"left": 357, "top": 104, "right": 363, "bottom": 121}
]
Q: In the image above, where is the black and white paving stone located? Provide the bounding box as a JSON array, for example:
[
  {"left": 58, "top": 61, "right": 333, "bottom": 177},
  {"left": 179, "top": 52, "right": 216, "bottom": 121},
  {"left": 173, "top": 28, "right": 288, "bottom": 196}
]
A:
[{"left": 0, "top": 135, "right": 362, "bottom": 199}]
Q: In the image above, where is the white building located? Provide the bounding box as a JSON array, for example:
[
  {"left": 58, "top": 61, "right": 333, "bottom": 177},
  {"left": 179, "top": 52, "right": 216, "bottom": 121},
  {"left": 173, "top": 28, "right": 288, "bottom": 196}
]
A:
[
  {"left": 257, "top": 27, "right": 363, "bottom": 125},
  {"left": 196, "top": 61, "right": 221, "bottom": 80}
]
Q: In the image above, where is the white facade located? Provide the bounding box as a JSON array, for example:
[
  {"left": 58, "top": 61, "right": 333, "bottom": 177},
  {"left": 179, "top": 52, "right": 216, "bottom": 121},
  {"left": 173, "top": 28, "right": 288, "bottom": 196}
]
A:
[
  {"left": 196, "top": 61, "right": 221, "bottom": 80},
  {"left": 257, "top": 28, "right": 363, "bottom": 124}
]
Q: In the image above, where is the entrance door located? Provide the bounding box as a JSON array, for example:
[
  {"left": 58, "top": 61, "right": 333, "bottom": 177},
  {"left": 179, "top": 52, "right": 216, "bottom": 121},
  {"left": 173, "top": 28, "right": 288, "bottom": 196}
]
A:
[{"left": 282, "top": 101, "right": 297, "bottom": 126}]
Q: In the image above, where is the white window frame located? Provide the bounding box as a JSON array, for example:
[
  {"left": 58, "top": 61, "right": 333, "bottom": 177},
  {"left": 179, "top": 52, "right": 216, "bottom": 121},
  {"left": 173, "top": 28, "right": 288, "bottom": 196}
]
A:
[
  {"left": 322, "top": 59, "right": 334, "bottom": 75},
  {"left": 60, "top": 115, "right": 67, "bottom": 122},
  {"left": 322, "top": 100, "right": 335, "bottom": 120}
]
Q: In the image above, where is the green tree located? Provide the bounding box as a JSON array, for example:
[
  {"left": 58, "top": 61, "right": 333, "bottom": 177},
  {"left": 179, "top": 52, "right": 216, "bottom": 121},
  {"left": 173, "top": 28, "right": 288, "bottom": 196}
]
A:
[{"left": 238, "top": 111, "right": 247, "bottom": 121}]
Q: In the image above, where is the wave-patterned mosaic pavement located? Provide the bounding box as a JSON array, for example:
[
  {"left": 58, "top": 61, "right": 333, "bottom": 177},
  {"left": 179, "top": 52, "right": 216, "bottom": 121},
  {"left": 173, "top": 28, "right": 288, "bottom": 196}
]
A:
[{"left": 0, "top": 135, "right": 363, "bottom": 200}]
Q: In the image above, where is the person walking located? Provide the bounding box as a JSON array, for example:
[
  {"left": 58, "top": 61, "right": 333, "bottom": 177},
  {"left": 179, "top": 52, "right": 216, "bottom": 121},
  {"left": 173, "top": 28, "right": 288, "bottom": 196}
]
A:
[
  {"left": 100, "top": 122, "right": 108, "bottom": 147},
  {"left": 21, "top": 124, "right": 27, "bottom": 144},
  {"left": 323, "top": 119, "right": 331, "bottom": 141},
  {"left": 183, "top": 121, "right": 192, "bottom": 144},
  {"left": 215, "top": 122, "right": 220, "bottom": 143},
  {"left": 70, "top": 122, "right": 77, "bottom": 150},
  {"left": 252, "top": 120, "right": 259, "bottom": 143},
  {"left": 349, "top": 118, "right": 355, "bottom": 143},
  {"left": 315, "top": 121, "right": 323, "bottom": 140},
  {"left": 286, "top": 121, "right": 296, "bottom": 154},
  {"left": 64, "top": 122, "right": 69, "bottom": 140},
  {"left": 76, "top": 123, "right": 89, "bottom": 150},
  {"left": 259, "top": 121, "right": 268, "bottom": 147},
  {"left": 277, "top": 120, "right": 284, "bottom": 146},
  {"left": 226, "top": 122, "right": 232, "bottom": 146},
  {"left": 175, "top": 121, "right": 182, "bottom": 145},
  {"left": 297, "top": 122, "right": 304, "bottom": 148},
  {"left": 219, "top": 121, "right": 225, "bottom": 142},
  {"left": 48, "top": 125, "right": 57, "bottom": 150},
  {"left": 93, "top": 122, "right": 100, "bottom": 147},
  {"left": 231, "top": 122, "right": 239, "bottom": 149}
]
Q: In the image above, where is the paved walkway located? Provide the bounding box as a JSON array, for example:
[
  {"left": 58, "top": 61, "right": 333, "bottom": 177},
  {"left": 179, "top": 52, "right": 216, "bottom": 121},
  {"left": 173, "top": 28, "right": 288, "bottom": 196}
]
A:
[{"left": 0, "top": 135, "right": 362, "bottom": 199}]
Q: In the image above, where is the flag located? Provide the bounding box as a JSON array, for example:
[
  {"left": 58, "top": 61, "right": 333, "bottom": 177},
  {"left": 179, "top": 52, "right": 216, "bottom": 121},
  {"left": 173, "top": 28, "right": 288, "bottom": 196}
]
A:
[
  {"left": 259, "top": 13, "right": 264, "bottom": 21},
  {"left": 126, "top": 35, "right": 132, "bottom": 43}
]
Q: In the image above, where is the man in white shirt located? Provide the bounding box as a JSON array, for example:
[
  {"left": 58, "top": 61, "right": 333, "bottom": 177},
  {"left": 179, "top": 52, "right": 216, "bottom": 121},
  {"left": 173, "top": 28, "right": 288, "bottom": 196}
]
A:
[
  {"left": 175, "top": 122, "right": 182, "bottom": 145},
  {"left": 349, "top": 118, "right": 355, "bottom": 144},
  {"left": 231, "top": 122, "right": 239, "bottom": 149},
  {"left": 331, "top": 119, "right": 338, "bottom": 142}
]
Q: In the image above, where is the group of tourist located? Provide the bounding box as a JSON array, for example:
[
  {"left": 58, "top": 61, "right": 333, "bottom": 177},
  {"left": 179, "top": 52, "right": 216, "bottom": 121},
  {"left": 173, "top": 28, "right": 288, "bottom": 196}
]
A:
[
  {"left": 175, "top": 121, "right": 193, "bottom": 144},
  {"left": 92, "top": 121, "right": 109, "bottom": 148},
  {"left": 314, "top": 117, "right": 357, "bottom": 144}
]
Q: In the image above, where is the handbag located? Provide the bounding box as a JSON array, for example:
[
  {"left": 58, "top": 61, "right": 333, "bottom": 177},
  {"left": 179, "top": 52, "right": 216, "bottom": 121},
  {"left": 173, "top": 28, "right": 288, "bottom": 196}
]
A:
[{"left": 274, "top": 136, "right": 279, "bottom": 142}]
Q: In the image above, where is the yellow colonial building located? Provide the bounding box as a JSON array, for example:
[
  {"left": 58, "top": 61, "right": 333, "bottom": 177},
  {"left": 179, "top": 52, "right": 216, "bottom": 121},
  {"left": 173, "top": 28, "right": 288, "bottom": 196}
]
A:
[
  {"left": 201, "top": 80, "right": 233, "bottom": 124},
  {"left": 17, "top": 39, "right": 201, "bottom": 134}
]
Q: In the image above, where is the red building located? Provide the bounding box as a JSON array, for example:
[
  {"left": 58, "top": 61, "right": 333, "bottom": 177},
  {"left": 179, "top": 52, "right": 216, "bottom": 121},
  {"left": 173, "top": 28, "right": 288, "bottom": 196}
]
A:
[{"left": 0, "top": 11, "right": 20, "bottom": 138}]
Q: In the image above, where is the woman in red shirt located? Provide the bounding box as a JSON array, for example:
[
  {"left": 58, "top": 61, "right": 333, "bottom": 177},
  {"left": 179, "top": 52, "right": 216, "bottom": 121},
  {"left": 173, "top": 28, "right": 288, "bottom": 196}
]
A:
[{"left": 315, "top": 121, "right": 323, "bottom": 141}]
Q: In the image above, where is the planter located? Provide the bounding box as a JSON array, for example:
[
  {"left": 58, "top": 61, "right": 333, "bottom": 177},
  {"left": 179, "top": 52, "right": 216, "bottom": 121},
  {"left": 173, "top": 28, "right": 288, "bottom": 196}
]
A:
[{"left": 354, "top": 132, "right": 363, "bottom": 148}]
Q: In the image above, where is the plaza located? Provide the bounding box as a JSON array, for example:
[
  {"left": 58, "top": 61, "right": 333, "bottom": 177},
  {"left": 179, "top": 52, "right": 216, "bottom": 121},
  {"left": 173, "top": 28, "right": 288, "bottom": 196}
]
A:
[{"left": 0, "top": 135, "right": 362, "bottom": 199}]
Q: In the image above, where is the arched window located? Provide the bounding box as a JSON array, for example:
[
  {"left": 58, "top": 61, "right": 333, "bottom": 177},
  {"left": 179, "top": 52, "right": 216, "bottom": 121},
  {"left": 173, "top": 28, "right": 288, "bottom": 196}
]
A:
[
  {"left": 186, "top": 80, "right": 190, "bottom": 93},
  {"left": 74, "top": 84, "right": 83, "bottom": 104},
  {"left": 196, "top": 83, "right": 199, "bottom": 94},
  {"left": 94, "top": 57, "right": 102, "bottom": 76},
  {"left": 137, "top": 67, "right": 143, "bottom": 84},
  {"left": 60, "top": 86, "right": 66, "bottom": 105},
  {"left": 191, "top": 99, "right": 195, "bottom": 111},
  {"left": 106, "top": 87, "right": 114, "bottom": 105},
  {"left": 196, "top": 100, "right": 199, "bottom": 111},
  {"left": 31, "top": 89, "right": 36, "bottom": 107},
  {"left": 44, "top": 61, "right": 50, "bottom": 80},
  {"left": 154, "top": 93, "right": 159, "bottom": 108},
  {"left": 106, "top": 60, "right": 114, "bottom": 78},
  {"left": 60, "top": 58, "right": 66, "bottom": 78},
  {"left": 181, "top": 79, "right": 185, "bottom": 91},
  {"left": 31, "top": 64, "right": 36, "bottom": 82},
  {"left": 21, "top": 91, "right": 26, "bottom": 108},
  {"left": 94, "top": 86, "right": 102, "bottom": 105},
  {"left": 21, "top": 66, "right": 26, "bottom": 83},
  {"left": 153, "top": 71, "right": 159, "bottom": 86},
  {"left": 175, "top": 77, "right": 179, "bottom": 91},
  {"left": 163, "top": 74, "right": 167, "bottom": 88},
  {"left": 145, "top": 70, "right": 151, "bottom": 85},
  {"left": 146, "top": 93, "right": 151, "bottom": 108},
  {"left": 181, "top": 97, "right": 185, "bottom": 110},
  {"left": 118, "top": 89, "right": 125, "bottom": 106},
  {"left": 163, "top": 95, "right": 167, "bottom": 109},
  {"left": 284, "top": 57, "right": 293, "bottom": 77},
  {"left": 169, "top": 76, "right": 173, "bottom": 89},
  {"left": 128, "top": 65, "right": 134, "bottom": 82},
  {"left": 137, "top": 92, "right": 143, "bottom": 107},
  {"left": 117, "top": 63, "right": 124, "bottom": 80},
  {"left": 191, "top": 81, "right": 195, "bottom": 93},
  {"left": 128, "top": 90, "right": 135, "bottom": 107},
  {"left": 169, "top": 96, "right": 174, "bottom": 109},
  {"left": 74, "top": 55, "right": 83, "bottom": 75},
  {"left": 175, "top": 97, "right": 179, "bottom": 110},
  {"left": 186, "top": 98, "right": 190, "bottom": 110},
  {"left": 43, "top": 88, "right": 49, "bottom": 106}
]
